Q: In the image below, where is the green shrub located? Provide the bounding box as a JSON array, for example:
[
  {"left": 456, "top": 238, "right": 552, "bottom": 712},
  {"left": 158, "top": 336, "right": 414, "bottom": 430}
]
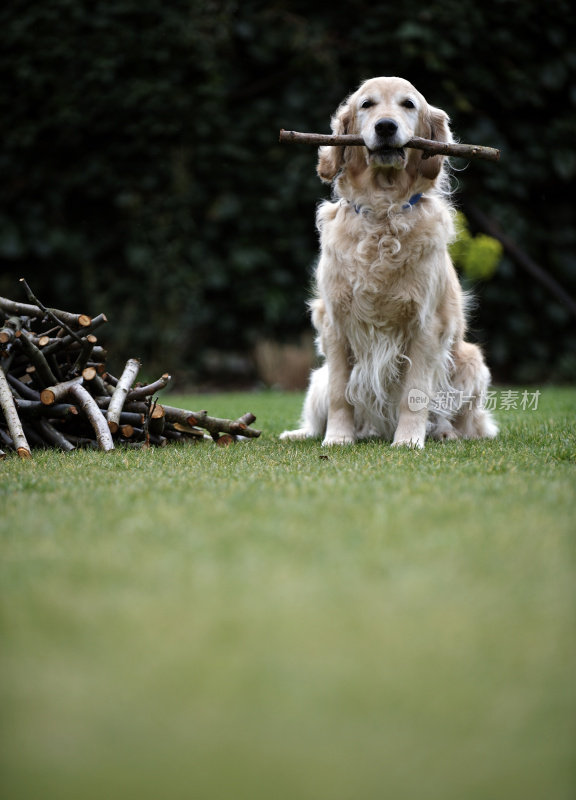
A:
[{"left": 450, "top": 212, "right": 502, "bottom": 282}]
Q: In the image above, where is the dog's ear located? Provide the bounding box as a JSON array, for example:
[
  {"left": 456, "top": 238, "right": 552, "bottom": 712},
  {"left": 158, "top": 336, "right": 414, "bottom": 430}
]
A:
[
  {"left": 418, "top": 105, "right": 452, "bottom": 181},
  {"left": 317, "top": 101, "right": 351, "bottom": 183}
]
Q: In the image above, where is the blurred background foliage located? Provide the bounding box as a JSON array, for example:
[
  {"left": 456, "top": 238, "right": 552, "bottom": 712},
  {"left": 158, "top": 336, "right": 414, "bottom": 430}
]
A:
[
  {"left": 1, "top": 0, "right": 575, "bottom": 385},
  {"left": 449, "top": 213, "right": 502, "bottom": 282}
]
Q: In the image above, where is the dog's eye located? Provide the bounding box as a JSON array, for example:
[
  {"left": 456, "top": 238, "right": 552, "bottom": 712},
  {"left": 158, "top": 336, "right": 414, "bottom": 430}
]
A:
[
  {"left": 401, "top": 98, "right": 416, "bottom": 109},
  {"left": 360, "top": 99, "right": 375, "bottom": 109}
]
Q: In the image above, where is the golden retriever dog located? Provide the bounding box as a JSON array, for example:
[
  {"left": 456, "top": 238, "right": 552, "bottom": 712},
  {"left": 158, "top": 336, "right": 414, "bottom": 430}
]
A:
[{"left": 280, "top": 76, "right": 498, "bottom": 448}]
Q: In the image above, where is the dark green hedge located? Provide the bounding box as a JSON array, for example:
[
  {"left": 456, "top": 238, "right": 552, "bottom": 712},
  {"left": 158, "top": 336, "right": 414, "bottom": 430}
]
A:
[{"left": 1, "top": 0, "right": 575, "bottom": 382}]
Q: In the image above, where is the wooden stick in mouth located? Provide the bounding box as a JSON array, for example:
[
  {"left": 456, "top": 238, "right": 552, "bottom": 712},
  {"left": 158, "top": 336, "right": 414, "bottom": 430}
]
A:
[{"left": 279, "top": 129, "right": 500, "bottom": 162}]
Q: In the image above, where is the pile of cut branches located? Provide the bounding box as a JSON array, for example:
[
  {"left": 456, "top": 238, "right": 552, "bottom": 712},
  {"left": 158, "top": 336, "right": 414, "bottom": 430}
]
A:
[{"left": 0, "top": 280, "right": 261, "bottom": 459}]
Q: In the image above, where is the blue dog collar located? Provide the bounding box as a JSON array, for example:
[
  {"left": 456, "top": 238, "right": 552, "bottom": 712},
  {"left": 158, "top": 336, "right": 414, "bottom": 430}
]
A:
[
  {"left": 402, "top": 193, "right": 423, "bottom": 209},
  {"left": 353, "top": 193, "right": 423, "bottom": 214}
]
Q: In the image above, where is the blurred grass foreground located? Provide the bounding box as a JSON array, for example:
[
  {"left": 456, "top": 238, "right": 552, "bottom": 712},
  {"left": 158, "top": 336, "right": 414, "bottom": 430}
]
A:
[{"left": 1, "top": 387, "right": 575, "bottom": 800}]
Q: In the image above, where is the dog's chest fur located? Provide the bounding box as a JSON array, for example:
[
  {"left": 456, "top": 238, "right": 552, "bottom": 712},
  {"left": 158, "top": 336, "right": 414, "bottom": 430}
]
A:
[{"left": 316, "top": 200, "right": 447, "bottom": 334}]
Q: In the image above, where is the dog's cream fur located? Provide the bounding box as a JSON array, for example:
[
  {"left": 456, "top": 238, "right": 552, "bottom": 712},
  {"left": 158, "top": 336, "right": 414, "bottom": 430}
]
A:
[{"left": 280, "top": 76, "right": 498, "bottom": 448}]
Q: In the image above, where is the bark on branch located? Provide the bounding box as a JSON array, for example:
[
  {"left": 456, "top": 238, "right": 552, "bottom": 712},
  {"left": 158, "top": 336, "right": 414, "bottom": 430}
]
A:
[
  {"left": 34, "top": 418, "right": 75, "bottom": 451},
  {"left": 7, "top": 374, "right": 40, "bottom": 401},
  {"left": 126, "top": 373, "right": 171, "bottom": 400},
  {"left": 0, "top": 295, "right": 91, "bottom": 328},
  {"left": 107, "top": 358, "right": 141, "bottom": 433},
  {"left": 41, "top": 377, "right": 83, "bottom": 406},
  {"left": 0, "top": 366, "right": 31, "bottom": 458},
  {"left": 16, "top": 399, "right": 78, "bottom": 419},
  {"left": 19, "top": 278, "right": 85, "bottom": 345},
  {"left": 279, "top": 129, "right": 500, "bottom": 163},
  {"left": 68, "top": 383, "right": 115, "bottom": 451},
  {"left": 42, "top": 314, "right": 108, "bottom": 356},
  {"left": 165, "top": 407, "right": 262, "bottom": 438},
  {"left": 16, "top": 331, "right": 58, "bottom": 387}
]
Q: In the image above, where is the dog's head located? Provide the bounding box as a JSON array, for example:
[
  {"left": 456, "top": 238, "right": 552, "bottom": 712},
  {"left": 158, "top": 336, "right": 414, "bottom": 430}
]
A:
[{"left": 318, "top": 76, "right": 452, "bottom": 188}]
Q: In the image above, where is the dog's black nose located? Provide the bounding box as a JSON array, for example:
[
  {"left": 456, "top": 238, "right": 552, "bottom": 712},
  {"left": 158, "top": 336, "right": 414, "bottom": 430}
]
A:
[{"left": 375, "top": 118, "right": 398, "bottom": 138}]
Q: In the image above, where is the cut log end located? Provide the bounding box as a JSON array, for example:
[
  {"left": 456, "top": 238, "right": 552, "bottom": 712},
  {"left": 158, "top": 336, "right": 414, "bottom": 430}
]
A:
[
  {"left": 40, "top": 389, "right": 56, "bottom": 405},
  {"left": 151, "top": 404, "right": 165, "bottom": 420},
  {"left": 17, "top": 447, "right": 32, "bottom": 459},
  {"left": 237, "top": 412, "right": 257, "bottom": 426},
  {"left": 215, "top": 433, "right": 236, "bottom": 447}
]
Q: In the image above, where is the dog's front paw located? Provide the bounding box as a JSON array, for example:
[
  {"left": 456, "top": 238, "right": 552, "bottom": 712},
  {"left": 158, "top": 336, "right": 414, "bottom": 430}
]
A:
[
  {"left": 428, "top": 418, "right": 459, "bottom": 442},
  {"left": 391, "top": 438, "right": 425, "bottom": 450},
  {"left": 392, "top": 419, "right": 426, "bottom": 449},
  {"left": 322, "top": 432, "right": 355, "bottom": 446},
  {"left": 279, "top": 428, "right": 312, "bottom": 441},
  {"left": 391, "top": 434, "right": 425, "bottom": 449}
]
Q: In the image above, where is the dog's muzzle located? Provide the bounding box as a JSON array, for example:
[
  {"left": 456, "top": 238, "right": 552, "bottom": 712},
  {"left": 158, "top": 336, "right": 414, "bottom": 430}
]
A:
[
  {"left": 367, "top": 117, "right": 407, "bottom": 169},
  {"left": 368, "top": 146, "right": 406, "bottom": 168}
]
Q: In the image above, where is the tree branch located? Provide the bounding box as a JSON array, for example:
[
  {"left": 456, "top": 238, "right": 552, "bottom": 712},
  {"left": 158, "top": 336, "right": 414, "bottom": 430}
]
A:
[
  {"left": 16, "top": 331, "right": 58, "bottom": 387},
  {"left": 42, "top": 314, "right": 108, "bottom": 356},
  {"left": 16, "top": 399, "right": 78, "bottom": 420},
  {"left": 33, "top": 418, "right": 76, "bottom": 451},
  {"left": 107, "top": 358, "right": 141, "bottom": 433},
  {"left": 0, "top": 295, "right": 91, "bottom": 328},
  {"left": 19, "top": 278, "right": 85, "bottom": 345},
  {"left": 279, "top": 129, "right": 500, "bottom": 162},
  {"left": 40, "top": 376, "right": 83, "bottom": 406},
  {"left": 126, "top": 373, "right": 171, "bottom": 400},
  {"left": 6, "top": 373, "right": 40, "bottom": 401},
  {"left": 0, "top": 366, "right": 31, "bottom": 458},
  {"left": 463, "top": 201, "right": 576, "bottom": 318},
  {"left": 68, "top": 383, "right": 115, "bottom": 451}
]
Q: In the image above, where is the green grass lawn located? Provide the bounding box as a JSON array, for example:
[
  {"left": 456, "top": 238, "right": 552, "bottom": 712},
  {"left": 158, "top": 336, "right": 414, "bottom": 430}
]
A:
[{"left": 1, "top": 386, "right": 575, "bottom": 800}]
